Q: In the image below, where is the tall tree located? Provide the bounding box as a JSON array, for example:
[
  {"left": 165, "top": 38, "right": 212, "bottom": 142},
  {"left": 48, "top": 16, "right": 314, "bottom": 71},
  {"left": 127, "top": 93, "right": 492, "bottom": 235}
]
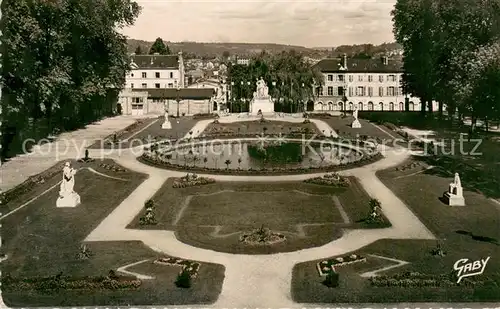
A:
[
  {"left": 1, "top": 0, "right": 141, "bottom": 158},
  {"left": 149, "top": 37, "right": 170, "bottom": 55}
]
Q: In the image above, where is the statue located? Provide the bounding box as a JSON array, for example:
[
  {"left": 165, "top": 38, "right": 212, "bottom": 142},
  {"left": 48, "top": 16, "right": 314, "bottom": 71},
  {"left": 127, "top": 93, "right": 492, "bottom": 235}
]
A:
[
  {"left": 162, "top": 108, "right": 172, "bottom": 129},
  {"left": 56, "top": 162, "right": 81, "bottom": 207},
  {"left": 443, "top": 172, "right": 465, "bottom": 206},
  {"left": 254, "top": 78, "right": 269, "bottom": 99},
  {"left": 351, "top": 106, "right": 361, "bottom": 128}
]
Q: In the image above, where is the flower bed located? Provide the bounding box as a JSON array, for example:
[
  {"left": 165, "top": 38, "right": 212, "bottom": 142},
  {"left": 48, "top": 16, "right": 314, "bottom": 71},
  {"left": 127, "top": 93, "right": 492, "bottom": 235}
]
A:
[
  {"left": 154, "top": 257, "right": 201, "bottom": 278},
  {"left": 99, "top": 163, "right": 126, "bottom": 172},
  {"left": 172, "top": 173, "right": 215, "bottom": 188},
  {"left": 1, "top": 273, "right": 141, "bottom": 292},
  {"left": 369, "top": 271, "right": 484, "bottom": 287},
  {"left": 304, "top": 173, "right": 350, "bottom": 187},
  {"left": 139, "top": 152, "right": 383, "bottom": 176},
  {"left": 239, "top": 226, "right": 286, "bottom": 245},
  {"left": 316, "top": 254, "right": 366, "bottom": 276}
]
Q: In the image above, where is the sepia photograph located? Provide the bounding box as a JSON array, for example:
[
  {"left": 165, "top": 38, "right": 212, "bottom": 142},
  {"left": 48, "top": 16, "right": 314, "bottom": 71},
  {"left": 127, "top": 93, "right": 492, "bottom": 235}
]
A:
[{"left": 1, "top": 0, "right": 500, "bottom": 307}]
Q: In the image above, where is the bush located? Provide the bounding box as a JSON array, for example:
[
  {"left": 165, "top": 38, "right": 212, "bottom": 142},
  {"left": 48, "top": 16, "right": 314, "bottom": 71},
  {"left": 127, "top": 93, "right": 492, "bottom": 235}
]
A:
[
  {"left": 323, "top": 271, "right": 340, "bottom": 288},
  {"left": 175, "top": 269, "right": 192, "bottom": 288}
]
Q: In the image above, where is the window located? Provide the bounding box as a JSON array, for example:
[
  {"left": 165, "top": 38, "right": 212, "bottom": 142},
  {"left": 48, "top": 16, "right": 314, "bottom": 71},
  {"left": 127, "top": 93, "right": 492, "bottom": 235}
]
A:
[
  {"left": 168, "top": 83, "right": 173, "bottom": 88},
  {"left": 358, "top": 75, "right": 363, "bottom": 82},
  {"left": 368, "top": 102, "right": 374, "bottom": 110},
  {"left": 132, "top": 97, "right": 143, "bottom": 103},
  {"left": 389, "top": 102, "right": 394, "bottom": 111},
  {"left": 358, "top": 102, "right": 363, "bottom": 110},
  {"left": 388, "top": 75, "right": 396, "bottom": 82},
  {"left": 387, "top": 86, "right": 395, "bottom": 96},
  {"left": 141, "top": 83, "right": 147, "bottom": 88},
  {"left": 169, "top": 72, "right": 174, "bottom": 78},
  {"left": 399, "top": 102, "right": 404, "bottom": 111},
  {"left": 327, "top": 74, "right": 333, "bottom": 81},
  {"left": 409, "top": 101, "right": 414, "bottom": 111},
  {"left": 356, "top": 86, "right": 364, "bottom": 96},
  {"left": 349, "top": 102, "right": 353, "bottom": 110},
  {"left": 349, "top": 75, "right": 354, "bottom": 82},
  {"left": 337, "top": 102, "right": 343, "bottom": 110},
  {"left": 399, "top": 87, "right": 403, "bottom": 96},
  {"left": 337, "top": 87, "right": 344, "bottom": 96},
  {"left": 155, "top": 83, "right": 160, "bottom": 88},
  {"left": 327, "top": 86, "right": 333, "bottom": 96},
  {"left": 379, "top": 75, "right": 383, "bottom": 82},
  {"left": 368, "top": 75, "right": 373, "bottom": 82},
  {"left": 131, "top": 73, "right": 134, "bottom": 77},
  {"left": 380, "top": 102, "right": 385, "bottom": 111},
  {"left": 131, "top": 104, "right": 143, "bottom": 110},
  {"left": 349, "top": 87, "right": 353, "bottom": 96},
  {"left": 338, "top": 75, "right": 344, "bottom": 82},
  {"left": 317, "top": 87, "right": 323, "bottom": 96},
  {"left": 130, "top": 83, "right": 134, "bottom": 88},
  {"left": 379, "top": 87, "right": 384, "bottom": 96},
  {"left": 155, "top": 72, "right": 160, "bottom": 78},
  {"left": 142, "top": 72, "right": 147, "bottom": 78},
  {"left": 368, "top": 87, "right": 373, "bottom": 97}
]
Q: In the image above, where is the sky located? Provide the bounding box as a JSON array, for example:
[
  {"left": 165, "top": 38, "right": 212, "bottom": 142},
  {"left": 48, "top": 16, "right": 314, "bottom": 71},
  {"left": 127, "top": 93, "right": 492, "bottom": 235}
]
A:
[{"left": 120, "top": 0, "right": 397, "bottom": 47}]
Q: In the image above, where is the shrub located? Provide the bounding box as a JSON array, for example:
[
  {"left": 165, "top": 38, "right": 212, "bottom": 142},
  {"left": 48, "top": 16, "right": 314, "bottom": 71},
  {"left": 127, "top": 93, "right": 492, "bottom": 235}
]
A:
[
  {"left": 175, "top": 269, "right": 192, "bottom": 288},
  {"left": 323, "top": 271, "right": 340, "bottom": 288}
]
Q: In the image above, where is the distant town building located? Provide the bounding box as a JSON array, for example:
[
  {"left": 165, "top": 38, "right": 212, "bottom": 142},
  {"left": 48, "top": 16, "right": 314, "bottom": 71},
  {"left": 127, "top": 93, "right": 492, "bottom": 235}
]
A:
[
  {"left": 310, "top": 55, "right": 440, "bottom": 112},
  {"left": 118, "top": 53, "right": 216, "bottom": 116}
]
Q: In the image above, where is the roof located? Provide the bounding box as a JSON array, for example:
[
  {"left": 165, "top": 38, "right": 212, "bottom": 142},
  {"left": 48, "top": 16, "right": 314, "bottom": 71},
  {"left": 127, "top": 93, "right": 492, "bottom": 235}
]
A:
[
  {"left": 130, "top": 55, "right": 179, "bottom": 69},
  {"left": 314, "top": 57, "right": 403, "bottom": 73},
  {"left": 131, "top": 88, "right": 215, "bottom": 99}
]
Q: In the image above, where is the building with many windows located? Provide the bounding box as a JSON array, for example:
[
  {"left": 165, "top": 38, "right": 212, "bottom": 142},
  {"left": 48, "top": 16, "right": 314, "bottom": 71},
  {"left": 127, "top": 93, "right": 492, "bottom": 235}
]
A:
[
  {"left": 118, "top": 52, "right": 217, "bottom": 116},
  {"left": 311, "top": 55, "right": 439, "bottom": 112}
]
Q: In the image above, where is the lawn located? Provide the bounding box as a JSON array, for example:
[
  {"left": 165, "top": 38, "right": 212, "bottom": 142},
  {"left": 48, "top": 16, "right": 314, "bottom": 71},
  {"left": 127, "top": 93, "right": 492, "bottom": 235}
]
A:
[
  {"left": 128, "top": 178, "right": 385, "bottom": 254},
  {"left": 201, "top": 120, "right": 322, "bottom": 137},
  {"left": 87, "top": 116, "right": 200, "bottom": 149},
  {"left": 291, "top": 158, "right": 500, "bottom": 303},
  {"left": 310, "top": 114, "right": 394, "bottom": 141},
  {"left": 0, "top": 159, "right": 225, "bottom": 306}
]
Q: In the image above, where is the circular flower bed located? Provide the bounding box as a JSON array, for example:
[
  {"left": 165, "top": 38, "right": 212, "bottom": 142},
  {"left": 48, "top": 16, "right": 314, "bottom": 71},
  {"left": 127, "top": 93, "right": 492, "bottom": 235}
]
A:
[{"left": 239, "top": 226, "right": 286, "bottom": 245}]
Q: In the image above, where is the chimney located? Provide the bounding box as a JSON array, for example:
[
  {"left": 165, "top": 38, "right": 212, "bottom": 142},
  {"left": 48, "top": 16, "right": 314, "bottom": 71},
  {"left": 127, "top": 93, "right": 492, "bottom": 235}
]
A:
[{"left": 381, "top": 56, "right": 388, "bottom": 65}]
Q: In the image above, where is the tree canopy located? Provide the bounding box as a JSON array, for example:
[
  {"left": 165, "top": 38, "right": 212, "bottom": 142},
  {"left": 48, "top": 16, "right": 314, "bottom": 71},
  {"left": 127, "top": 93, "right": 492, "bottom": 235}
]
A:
[
  {"left": 0, "top": 0, "right": 141, "bottom": 159},
  {"left": 149, "top": 37, "right": 171, "bottom": 55},
  {"left": 227, "top": 51, "right": 323, "bottom": 113},
  {"left": 392, "top": 0, "right": 500, "bottom": 126}
]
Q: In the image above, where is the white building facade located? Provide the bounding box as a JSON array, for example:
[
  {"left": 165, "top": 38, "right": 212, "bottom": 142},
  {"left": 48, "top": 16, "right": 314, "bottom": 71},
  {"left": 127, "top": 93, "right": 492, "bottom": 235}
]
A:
[{"left": 312, "top": 56, "right": 440, "bottom": 112}]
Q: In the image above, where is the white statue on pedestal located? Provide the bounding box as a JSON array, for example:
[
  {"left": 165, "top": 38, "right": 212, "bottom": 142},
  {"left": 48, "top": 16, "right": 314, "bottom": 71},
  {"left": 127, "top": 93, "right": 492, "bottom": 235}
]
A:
[
  {"left": 443, "top": 172, "right": 465, "bottom": 206},
  {"left": 250, "top": 78, "right": 274, "bottom": 115},
  {"left": 56, "top": 162, "right": 81, "bottom": 208},
  {"left": 254, "top": 78, "right": 269, "bottom": 99},
  {"left": 162, "top": 108, "right": 172, "bottom": 129},
  {"left": 351, "top": 106, "right": 362, "bottom": 128}
]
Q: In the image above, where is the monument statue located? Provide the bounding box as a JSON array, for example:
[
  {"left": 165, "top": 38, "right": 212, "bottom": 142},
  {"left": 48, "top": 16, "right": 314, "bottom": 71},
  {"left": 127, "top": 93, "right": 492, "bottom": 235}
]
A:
[
  {"left": 351, "top": 106, "right": 361, "bottom": 128},
  {"left": 254, "top": 78, "right": 269, "bottom": 99},
  {"left": 443, "top": 172, "right": 465, "bottom": 206},
  {"left": 162, "top": 106, "right": 172, "bottom": 129},
  {"left": 56, "top": 162, "right": 81, "bottom": 207}
]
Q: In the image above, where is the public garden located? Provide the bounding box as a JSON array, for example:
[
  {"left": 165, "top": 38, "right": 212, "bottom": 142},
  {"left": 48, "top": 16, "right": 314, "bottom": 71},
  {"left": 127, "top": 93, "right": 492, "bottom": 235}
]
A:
[{"left": 1, "top": 111, "right": 500, "bottom": 307}]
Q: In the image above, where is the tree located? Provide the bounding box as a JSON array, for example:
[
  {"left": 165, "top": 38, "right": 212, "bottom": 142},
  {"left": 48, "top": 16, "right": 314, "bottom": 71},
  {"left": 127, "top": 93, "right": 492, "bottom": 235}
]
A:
[
  {"left": 222, "top": 50, "right": 230, "bottom": 59},
  {"left": 134, "top": 45, "right": 143, "bottom": 55},
  {"left": 149, "top": 37, "right": 170, "bottom": 55},
  {"left": 1, "top": 0, "right": 141, "bottom": 159}
]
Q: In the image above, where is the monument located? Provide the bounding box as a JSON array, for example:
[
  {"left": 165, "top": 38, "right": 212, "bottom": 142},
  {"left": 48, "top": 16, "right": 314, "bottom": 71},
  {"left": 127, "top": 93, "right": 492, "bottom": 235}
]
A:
[
  {"left": 162, "top": 109, "right": 172, "bottom": 129},
  {"left": 351, "top": 107, "right": 362, "bottom": 128},
  {"left": 56, "top": 162, "right": 81, "bottom": 207},
  {"left": 443, "top": 172, "right": 465, "bottom": 206},
  {"left": 250, "top": 78, "right": 274, "bottom": 115}
]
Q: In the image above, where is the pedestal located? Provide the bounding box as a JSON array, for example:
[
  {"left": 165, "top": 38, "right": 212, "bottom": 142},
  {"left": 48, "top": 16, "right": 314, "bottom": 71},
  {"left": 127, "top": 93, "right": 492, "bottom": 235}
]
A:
[
  {"left": 56, "top": 192, "right": 81, "bottom": 208},
  {"left": 443, "top": 192, "right": 465, "bottom": 206},
  {"left": 251, "top": 98, "right": 274, "bottom": 115},
  {"left": 162, "top": 121, "right": 172, "bottom": 129},
  {"left": 351, "top": 119, "right": 362, "bottom": 128}
]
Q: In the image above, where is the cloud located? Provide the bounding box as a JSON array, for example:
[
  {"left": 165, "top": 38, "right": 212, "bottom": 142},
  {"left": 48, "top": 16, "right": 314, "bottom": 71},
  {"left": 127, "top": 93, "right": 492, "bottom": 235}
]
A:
[{"left": 121, "top": 0, "right": 397, "bottom": 46}]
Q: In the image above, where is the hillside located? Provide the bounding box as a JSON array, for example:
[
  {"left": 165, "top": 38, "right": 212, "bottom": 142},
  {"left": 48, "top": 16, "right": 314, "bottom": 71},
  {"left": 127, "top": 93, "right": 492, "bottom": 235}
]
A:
[{"left": 127, "top": 39, "right": 402, "bottom": 59}]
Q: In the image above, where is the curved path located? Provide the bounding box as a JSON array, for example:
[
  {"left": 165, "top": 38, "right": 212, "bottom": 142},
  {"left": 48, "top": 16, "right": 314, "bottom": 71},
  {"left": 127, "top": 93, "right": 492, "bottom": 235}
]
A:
[{"left": 83, "top": 116, "right": 435, "bottom": 308}]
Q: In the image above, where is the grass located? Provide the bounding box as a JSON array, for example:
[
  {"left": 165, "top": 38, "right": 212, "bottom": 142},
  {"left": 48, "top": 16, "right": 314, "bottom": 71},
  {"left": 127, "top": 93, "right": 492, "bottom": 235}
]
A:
[
  {"left": 310, "top": 115, "right": 393, "bottom": 140},
  {"left": 128, "top": 178, "right": 385, "bottom": 254},
  {"left": 87, "top": 116, "right": 200, "bottom": 149},
  {"left": 202, "top": 120, "right": 322, "bottom": 137},
  {"left": 0, "top": 160, "right": 225, "bottom": 306},
  {"left": 291, "top": 158, "right": 500, "bottom": 303}
]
